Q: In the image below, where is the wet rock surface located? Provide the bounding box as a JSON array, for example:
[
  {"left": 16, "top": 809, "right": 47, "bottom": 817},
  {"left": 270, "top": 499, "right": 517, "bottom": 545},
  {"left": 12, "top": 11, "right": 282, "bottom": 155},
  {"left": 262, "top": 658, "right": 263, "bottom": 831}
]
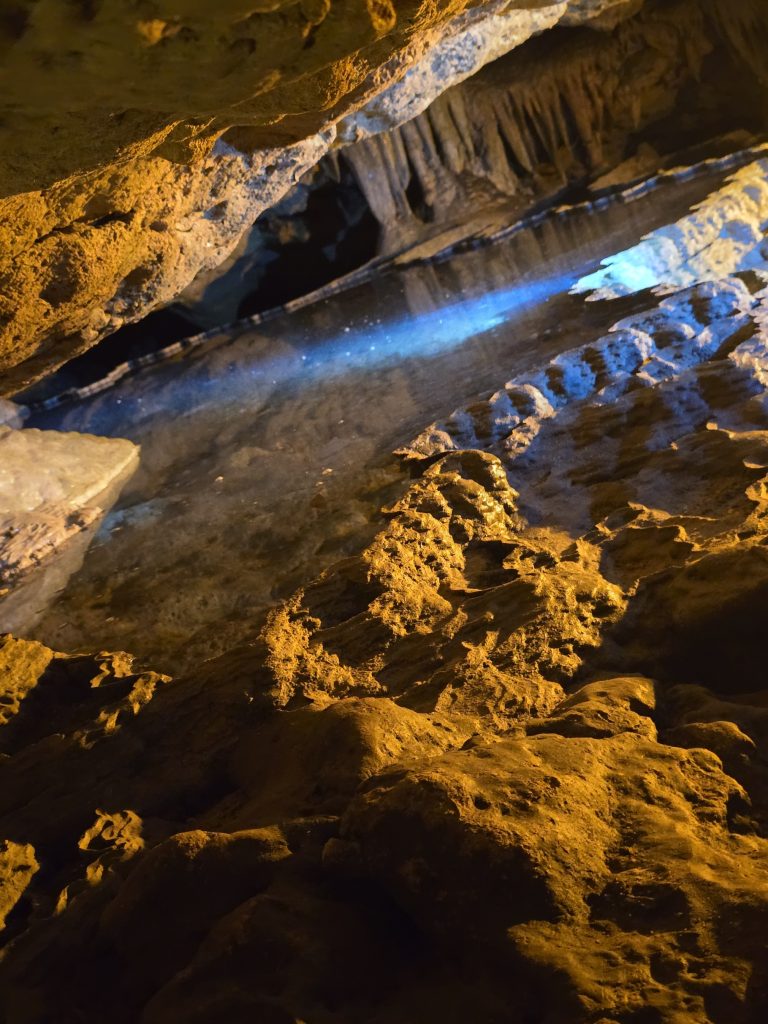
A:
[
  {"left": 3, "top": 262, "right": 768, "bottom": 1019},
  {"left": 16, "top": 165, "right": 738, "bottom": 672}
]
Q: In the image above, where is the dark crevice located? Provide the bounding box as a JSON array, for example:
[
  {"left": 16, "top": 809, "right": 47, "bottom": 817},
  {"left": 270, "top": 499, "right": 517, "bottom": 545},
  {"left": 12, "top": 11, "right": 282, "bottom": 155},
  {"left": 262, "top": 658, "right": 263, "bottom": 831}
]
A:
[
  {"left": 33, "top": 209, "right": 135, "bottom": 245},
  {"left": 17, "top": 308, "right": 204, "bottom": 405},
  {"left": 236, "top": 162, "right": 379, "bottom": 319}
]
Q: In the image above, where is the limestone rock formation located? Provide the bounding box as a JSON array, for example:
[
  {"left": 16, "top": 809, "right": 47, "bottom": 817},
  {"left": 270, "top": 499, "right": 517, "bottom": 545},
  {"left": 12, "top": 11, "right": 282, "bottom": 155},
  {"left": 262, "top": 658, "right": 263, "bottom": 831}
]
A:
[
  {"left": 0, "top": 426, "right": 138, "bottom": 595},
  {"left": 0, "top": 841, "right": 38, "bottom": 933},
  {"left": 50, "top": 0, "right": 768, "bottom": 338},
  {"left": 344, "top": 726, "right": 766, "bottom": 1021},
  {"left": 0, "top": 0, "right": 660, "bottom": 392},
  {"left": 574, "top": 156, "right": 768, "bottom": 298},
  {"left": 340, "top": 0, "right": 735, "bottom": 246},
  {"left": 3, "top": 263, "right": 768, "bottom": 1018}
]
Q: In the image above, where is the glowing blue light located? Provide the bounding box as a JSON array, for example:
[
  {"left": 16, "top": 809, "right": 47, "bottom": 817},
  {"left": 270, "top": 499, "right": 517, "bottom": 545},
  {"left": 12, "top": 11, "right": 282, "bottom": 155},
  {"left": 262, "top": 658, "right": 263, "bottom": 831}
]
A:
[
  {"left": 39, "top": 270, "right": 575, "bottom": 434},
  {"left": 285, "top": 271, "right": 573, "bottom": 379},
  {"left": 202, "top": 270, "right": 574, "bottom": 398}
]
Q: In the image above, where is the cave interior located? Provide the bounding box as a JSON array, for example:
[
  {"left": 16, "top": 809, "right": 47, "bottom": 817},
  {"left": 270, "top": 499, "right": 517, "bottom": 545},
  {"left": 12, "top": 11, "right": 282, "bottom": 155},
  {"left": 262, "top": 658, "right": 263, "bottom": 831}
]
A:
[{"left": 2, "top": 2, "right": 768, "bottom": 1022}]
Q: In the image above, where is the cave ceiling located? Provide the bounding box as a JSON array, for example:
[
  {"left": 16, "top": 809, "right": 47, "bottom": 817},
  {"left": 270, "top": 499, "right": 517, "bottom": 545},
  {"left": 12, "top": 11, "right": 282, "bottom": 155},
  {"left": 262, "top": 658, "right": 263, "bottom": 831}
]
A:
[{"left": 0, "top": 0, "right": 651, "bottom": 393}]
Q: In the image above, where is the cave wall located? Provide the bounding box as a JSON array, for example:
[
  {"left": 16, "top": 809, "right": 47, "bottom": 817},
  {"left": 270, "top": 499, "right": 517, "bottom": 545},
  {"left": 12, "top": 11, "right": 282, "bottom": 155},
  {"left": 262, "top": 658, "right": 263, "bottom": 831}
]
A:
[
  {"left": 3, "top": 6, "right": 768, "bottom": 1020},
  {"left": 340, "top": 0, "right": 768, "bottom": 245},
  {"left": 0, "top": 0, "right": 650, "bottom": 394}
]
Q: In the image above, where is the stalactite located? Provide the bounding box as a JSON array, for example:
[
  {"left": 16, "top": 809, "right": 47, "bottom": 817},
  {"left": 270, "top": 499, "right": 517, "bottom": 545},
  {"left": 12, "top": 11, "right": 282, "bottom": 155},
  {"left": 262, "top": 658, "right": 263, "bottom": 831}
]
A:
[
  {"left": 341, "top": 132, "right": 415, "bottom": 231},
  {"left": 332, "top": 0, "right": 741, "bottom": 249},
  {"left": 707, "top": 0, "right": 768, "bottom": 85}
]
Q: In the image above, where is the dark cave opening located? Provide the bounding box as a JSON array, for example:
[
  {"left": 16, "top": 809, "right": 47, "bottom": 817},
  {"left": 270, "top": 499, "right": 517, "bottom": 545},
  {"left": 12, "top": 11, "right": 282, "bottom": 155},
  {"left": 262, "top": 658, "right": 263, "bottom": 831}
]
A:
[
  {"left": 236, "top": 158, "right": 380, "bottom": 319},
  {"left": 18, "top": 307, "right": 206, "bottom": 403}
]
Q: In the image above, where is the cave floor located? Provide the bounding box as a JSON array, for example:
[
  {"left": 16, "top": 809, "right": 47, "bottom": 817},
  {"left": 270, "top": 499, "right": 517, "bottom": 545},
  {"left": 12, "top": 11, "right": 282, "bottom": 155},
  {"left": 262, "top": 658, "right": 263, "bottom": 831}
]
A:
[
  {"left": 4, "top": 138, "right": 768, "bottom": 1024},
  {"left": 8, "top": 163, "right": 740, "bottom": 673}
]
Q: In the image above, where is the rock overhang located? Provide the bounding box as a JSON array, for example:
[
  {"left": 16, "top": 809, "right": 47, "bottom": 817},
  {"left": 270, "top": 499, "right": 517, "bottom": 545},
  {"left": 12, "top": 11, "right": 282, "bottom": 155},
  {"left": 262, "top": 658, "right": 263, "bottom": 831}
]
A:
[{"left": 0, "top": 0, "right": 649, "bottom": 393}]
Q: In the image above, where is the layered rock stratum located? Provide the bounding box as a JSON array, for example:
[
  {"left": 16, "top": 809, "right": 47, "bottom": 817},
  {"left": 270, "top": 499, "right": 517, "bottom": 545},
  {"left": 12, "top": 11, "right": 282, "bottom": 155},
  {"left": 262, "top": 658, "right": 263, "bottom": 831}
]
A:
[{"left": 0, "top": 0, "right": 703, "bottom": 392}]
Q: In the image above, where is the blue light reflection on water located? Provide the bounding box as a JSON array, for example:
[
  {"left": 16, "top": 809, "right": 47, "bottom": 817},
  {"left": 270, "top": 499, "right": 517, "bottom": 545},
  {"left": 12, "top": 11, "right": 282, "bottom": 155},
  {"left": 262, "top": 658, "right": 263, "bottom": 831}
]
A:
[
  {"left": 70, "top": 271, "right": 577, "bottom": 434},
  {"left": 294, "top": 273, "right": 575, "bottom": 376}
]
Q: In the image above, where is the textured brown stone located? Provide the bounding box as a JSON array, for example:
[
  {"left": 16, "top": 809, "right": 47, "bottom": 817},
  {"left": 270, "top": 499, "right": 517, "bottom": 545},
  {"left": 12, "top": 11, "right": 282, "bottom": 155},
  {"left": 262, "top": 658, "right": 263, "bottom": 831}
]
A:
[
  {"left": 342, "top": 726, "right": 767, "bottom": 1021},
  {"left": 4, "top": 135, "right": 768, "bottom": 1023},
  {"left": 0, "top": 636, "right": 55, "bottom": 729}
]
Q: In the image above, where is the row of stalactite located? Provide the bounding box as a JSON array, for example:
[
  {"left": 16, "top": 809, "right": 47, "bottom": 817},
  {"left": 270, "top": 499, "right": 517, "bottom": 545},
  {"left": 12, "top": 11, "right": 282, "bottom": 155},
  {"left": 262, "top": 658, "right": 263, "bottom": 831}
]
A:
[
  {"left": 707, "top": 0, "right": 768, "bottom": 87},
  {"left": 326, "top": 0, "right": 762, "bottom": 248}
]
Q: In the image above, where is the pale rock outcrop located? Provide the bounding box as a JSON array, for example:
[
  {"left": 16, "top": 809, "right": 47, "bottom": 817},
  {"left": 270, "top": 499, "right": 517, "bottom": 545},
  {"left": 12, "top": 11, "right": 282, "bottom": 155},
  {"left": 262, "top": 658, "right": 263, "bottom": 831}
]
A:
[
  {"left": 336, "top": 2, "right": 569, "bottom": 143},
  {"left": 574, "top": 156, "right": 768, "bottom": 298},
  {"left": 0, "top": 426, "right": 138, "bottom": 589}
]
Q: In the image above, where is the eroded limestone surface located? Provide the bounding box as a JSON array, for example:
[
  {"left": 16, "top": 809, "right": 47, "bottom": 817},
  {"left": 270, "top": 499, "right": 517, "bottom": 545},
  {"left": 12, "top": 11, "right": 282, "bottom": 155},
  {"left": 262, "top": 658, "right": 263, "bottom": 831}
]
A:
[
  {"left": 0, "top": 0, "right": 649, "bottom": 392},
  {"left": 3, "top": 265, "right": 768, "bottom": 1019}
]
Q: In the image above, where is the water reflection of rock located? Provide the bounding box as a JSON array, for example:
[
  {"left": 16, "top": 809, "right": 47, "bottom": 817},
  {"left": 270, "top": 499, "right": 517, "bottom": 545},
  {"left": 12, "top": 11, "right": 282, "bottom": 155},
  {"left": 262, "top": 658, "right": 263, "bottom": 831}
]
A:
[{"left": 1, "top": 512, "right": 112, "bottom": 638}]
